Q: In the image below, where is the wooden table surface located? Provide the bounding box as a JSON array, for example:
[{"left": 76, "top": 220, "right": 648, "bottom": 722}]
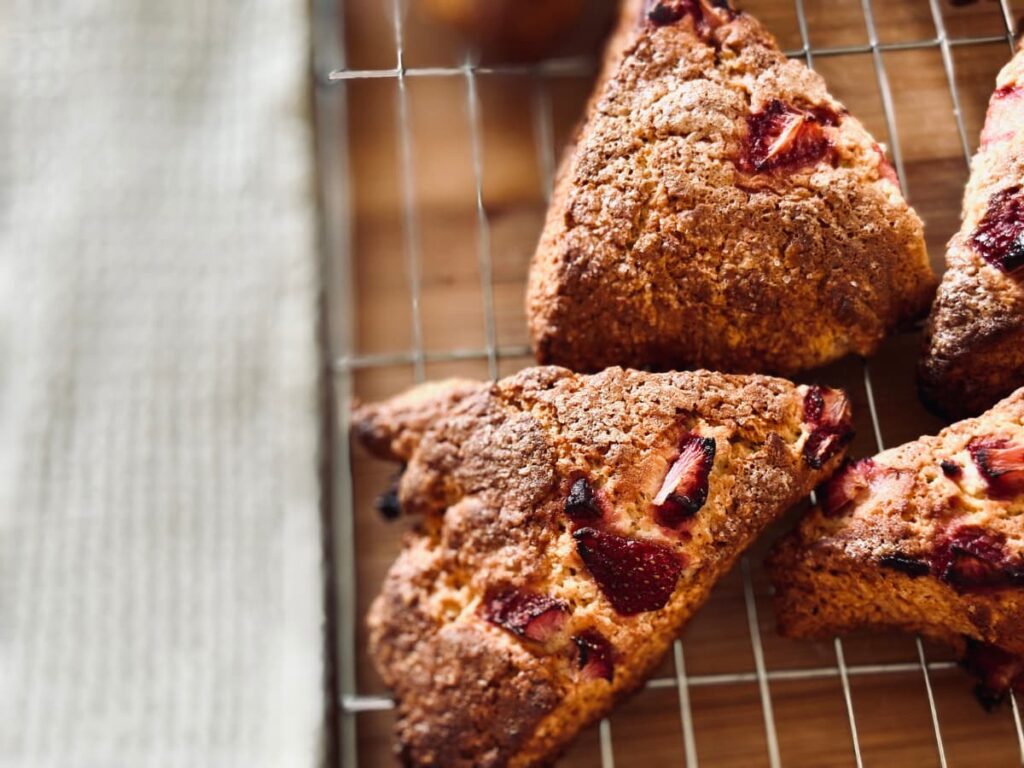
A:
[{"left": 328, "top": 1, "right": 1024, "bottom": 765}]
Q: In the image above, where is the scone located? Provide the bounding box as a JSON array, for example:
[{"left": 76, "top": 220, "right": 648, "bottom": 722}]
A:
[
  {"left": 416, "top": 0, "right": 586, "bottom": 59},
  {"left": 527, "top": 0, "right": 935, "bottom": 375},
  {"left": 353, "top": 366, "right": 852, "bottom": 766},
  {"left": 919, "top": 48, "right": 1024, "bottom": 419},
  {"left": 769, "top": 387, "right": 1024, "bottom": 705}
]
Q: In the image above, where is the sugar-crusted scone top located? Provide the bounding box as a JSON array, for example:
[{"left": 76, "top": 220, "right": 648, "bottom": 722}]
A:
[
  {"left": 354, "top": 366, "right": 849, "bottom": 767},
  {"left": 784, "top": 388, "right": 1024, "bottom": 575},
  {"left": 528, "top": 0, "right": 935, "bottom": 375},
  {"left": 920, "top": 48, "right": 1024, "bottom": 418},
  {"left": 768, "top": 388, "right": 1024, "bottom": 708},
  {"left": 770, "top": 387, "right": 1024, "bottom": 661}
]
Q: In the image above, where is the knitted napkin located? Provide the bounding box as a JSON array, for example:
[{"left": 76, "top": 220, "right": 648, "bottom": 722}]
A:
[{"left": 2, "top": 1, "right": 324, "bottom": 766}]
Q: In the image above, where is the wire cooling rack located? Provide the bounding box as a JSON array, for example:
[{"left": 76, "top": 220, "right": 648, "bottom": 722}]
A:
[{"left": 318, "top": 0, "right": 1024, "bottom": 765}]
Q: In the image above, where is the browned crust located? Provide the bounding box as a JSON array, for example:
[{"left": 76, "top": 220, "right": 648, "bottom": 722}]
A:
[
  {"left": 354, "top": 365, "right": 846, "bottom": 767},
  {"left": 351, "top": 378, "right": 482, "bottom": 462},
  {"left": 527, "top": 0, "right": 934, "bottom": 376},
  {"left": 919, "top": 50, "right": 1024, "bottom": 420},
  {"left": 769, "top": 388, "right": 1024, "bottom": 655}
]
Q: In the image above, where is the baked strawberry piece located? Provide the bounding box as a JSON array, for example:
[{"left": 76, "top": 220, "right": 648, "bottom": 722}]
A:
[
  {"left": 919, "top": 48, "right": 1024, "bottom": 418},
  {"left": 652, "top": 432, "right": 716, "bottom": 529},
  {"left": 527, "top": 0, "right": 935, "bottom": 376},
  {"left": 769, "top": 387, "right": 1024, "bottom": 706},
  {"left": 354, "top": 366, "right": 848, "bottom": 766}
]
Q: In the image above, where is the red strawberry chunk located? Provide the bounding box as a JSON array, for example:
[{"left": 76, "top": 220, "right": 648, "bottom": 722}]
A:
[
  {"left": 482, "top": 588, "right": 569, "bottom": 642},
  {"left": 801, "top": 386, "right": 854, "bottom": 469},
  {"left": 931, "top": 526, "right": 1024, "bottom": 591},
  {"left": 646, "top": 0, "right": 735, "bottom": 32},
  {"left": 573, "top": 528, "right": 683, "bottom": 615},
  {"left": 573, "top": 629, "right": 615, "bottom": 682},
  {"left": 803, "top": 431, "right": 850, "bottom": 470},
  {"left": 739, "top": 101, "right": 840, "bottom": 175},
  {"left": 981, "top": 85, "right": 1023, "bottom": 148},
  {"left": 821, "top": 458, "right": 912, "bottom": 517},
  {"left": 963, "top": 640, "right": 1024, "bottom": 710},
  {"left": 822, "top": 458, "right": 875, "bottom": 517},
  {"left": 653, "top": 434, "right": 716, "bottom": 529},
  {"left": 969, "top": 438, "right": 1024, "bottom": 498},
  {"left": 565, "top": 476, "right": 602, "bottom": 523},
  {"left": 803, "top": 385, "right": 848, "bottom": 425},
  {"left": 521, "top": 607, "right": 567, "bottom": 643},
  {"left": 873, "top": 143, "right": 900, "bottom": 187},
  {"left": 647, "top": 0, "right": 696, "bottom": 25},
  {"left": 969, "top": 186, "right": 1024, "bottom": 274}
]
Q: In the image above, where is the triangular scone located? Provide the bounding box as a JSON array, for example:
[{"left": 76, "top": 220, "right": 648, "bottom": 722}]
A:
[
  {"left": 769, "top": 388, "right": 1024, "bottom": 704},
  {"left": 353, "top": 366, "right": 852, "bottom": 767},
  {"left": 527, "top": 0, "right": 935, "bottom": 376},
  {"left": 919, "top": 49, "right": 1024, "bottom": 419}
]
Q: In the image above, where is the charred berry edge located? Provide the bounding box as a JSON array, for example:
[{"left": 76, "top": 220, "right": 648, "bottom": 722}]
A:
[
  {"left": 647, "top": 0, "right": 686, "bottom": 25},
  {"left": 645, "top": 0, "right": 737, "bottom": 30},
  {"left": 801, "top": 386, "right": 854, "bottom": 469},
  {"left": 932, "top": 526, "right": 1024, "bottom": 592},
  {"left": 565, "top": 476, "right": 602, "bottom": 522},
  {"left": 802, "top": 430, "right": 854, "bottom": 469},
  {"left": 968, "top": 437, "right": 1024, "bottom": 498},
  {"left": 879, "top": 553, "right": 930, "bottom": 577},
  {"left": 962, "top": 639, "right": 1024, "bottom": 711},
  {"left": 969, "top": 186, "right": 1024, "bottom": 274},
  {"left": 876, "top": 528, "right": 1024, "bottom": 590},
  {"left": 374, "top": 469, "right": 405, "bottom": 519},
  {"left": 480, "top": 587, "right": 569, "bottom": 642},
  {"left": 940, "top": 460, "right": 962, "bottom": 478},
  {"left": 375, "top": 487, "right": 402, "bottom": 520},
  {"left": 573, "top": 629, "right": 615, "bottom": 682}
]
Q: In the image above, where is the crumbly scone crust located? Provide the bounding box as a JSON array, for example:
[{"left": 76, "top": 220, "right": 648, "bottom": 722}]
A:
[
  {"left": 355, "top": 366, "right": 845, "bottom": 767},
  {"left": 351, "top": 378, "right": 481, "bottom": 462},
  {"left": 527, "top": 0, "right": 935, "bottom": 376},
  {"left": 919, "top": 49, "right": 1024, "bottom": 419},
  {"left": 769, "top": 388, "right": 1024, "bottom": 655}
]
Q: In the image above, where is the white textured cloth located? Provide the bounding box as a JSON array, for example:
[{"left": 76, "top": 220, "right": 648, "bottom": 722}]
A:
[{"left": 2, "top": 2, "right": 324, "bottom": 767}]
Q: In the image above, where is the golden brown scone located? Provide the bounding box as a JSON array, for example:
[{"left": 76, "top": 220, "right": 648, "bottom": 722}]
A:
[
  {"left": 919, "top": 49, "right": 1024, "bottom": 420},
  {"left": 354, "top": 366, "right": 852, "bottom": 767},
  {"left": 769, "top": 388, "right": 1024, "bottom": 706},
  {"left": 416, "top": 0, "right": 586, "bottom": 59},
  {"left": 527, "top": 0, "right": 935, "bottom": 376}
]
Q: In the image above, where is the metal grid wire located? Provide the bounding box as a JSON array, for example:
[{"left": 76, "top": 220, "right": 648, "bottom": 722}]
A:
[{"left": 321, "top": 1, "right": 1024, "bottom": 765}]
